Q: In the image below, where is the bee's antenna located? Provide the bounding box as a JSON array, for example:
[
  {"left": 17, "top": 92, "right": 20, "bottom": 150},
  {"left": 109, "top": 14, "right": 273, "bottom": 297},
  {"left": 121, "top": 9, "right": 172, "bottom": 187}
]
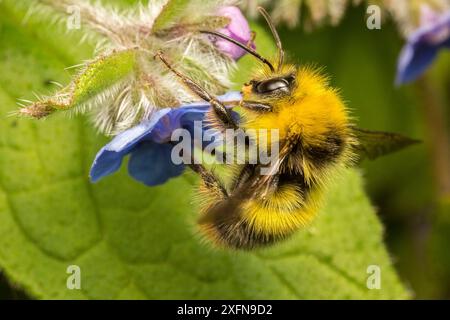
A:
[
  {"left": 257, "top": 6, "right": 284, "bottom": 71},
  {"left": 200, "top": 30, "right": 275, "bottom": 72}
]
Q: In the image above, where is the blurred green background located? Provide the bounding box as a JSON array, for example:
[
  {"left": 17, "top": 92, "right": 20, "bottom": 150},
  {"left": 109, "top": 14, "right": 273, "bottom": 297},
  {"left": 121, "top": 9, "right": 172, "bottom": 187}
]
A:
[{"left": 0, "top": 1, "right": 449, "bottom": 299}]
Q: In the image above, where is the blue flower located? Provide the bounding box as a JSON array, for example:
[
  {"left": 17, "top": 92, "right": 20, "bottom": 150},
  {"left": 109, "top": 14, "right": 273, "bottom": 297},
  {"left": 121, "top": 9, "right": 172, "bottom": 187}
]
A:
[
  {"left": 90, "top": 91, "right": 242, "bottom": 186},
  {"left": 396, "top": 8, "right": 450, "bottom": 85}
]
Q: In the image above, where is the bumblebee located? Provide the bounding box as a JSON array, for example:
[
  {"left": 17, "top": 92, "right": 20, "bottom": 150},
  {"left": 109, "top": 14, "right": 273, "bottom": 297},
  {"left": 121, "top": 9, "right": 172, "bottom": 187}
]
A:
[{"left": 155, "top": 7, "right": 417, "bottom": 250}]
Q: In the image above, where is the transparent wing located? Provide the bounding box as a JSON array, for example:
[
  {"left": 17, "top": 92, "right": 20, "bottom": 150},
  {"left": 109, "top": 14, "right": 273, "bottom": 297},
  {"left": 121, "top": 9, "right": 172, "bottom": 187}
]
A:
[{"left": 352, "top": 127, "right": 420, "bottom": 161}]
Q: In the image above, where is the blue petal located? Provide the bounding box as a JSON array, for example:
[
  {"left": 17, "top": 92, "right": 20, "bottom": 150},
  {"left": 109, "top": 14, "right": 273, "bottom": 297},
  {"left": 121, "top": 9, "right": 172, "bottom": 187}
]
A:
[
  {"left": 396, "top": 42, "right": 438, "bottom": 84},
  {"left": 128, "top": 141, "right": 185, "bottom": 186},
  {"left": 218, "top": 91, "right": 243, "bottom": 102},
  {"left": 90, "top": 91, "right": 242, "bottom": 185},
  {"left": 151, "top": 91, "right": 242, "bottom": 142},
  {"left": 90, "top": 108, "right": 172, "bottom": 182},
  {"left": 396, "top": 12, "right": 450, "bottom": 84},
  {"left": 152, "top": 106, "right": 209, "bottom": 143},
  {"left": 179, "top": 91, "right": 242, "bottom": 129}
]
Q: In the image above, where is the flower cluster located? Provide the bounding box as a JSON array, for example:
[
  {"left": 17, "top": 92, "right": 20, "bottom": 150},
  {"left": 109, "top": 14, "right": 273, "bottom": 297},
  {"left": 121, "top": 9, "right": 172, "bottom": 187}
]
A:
[{"left": 17, "top": 0, "right": 254, "bottom": 135}]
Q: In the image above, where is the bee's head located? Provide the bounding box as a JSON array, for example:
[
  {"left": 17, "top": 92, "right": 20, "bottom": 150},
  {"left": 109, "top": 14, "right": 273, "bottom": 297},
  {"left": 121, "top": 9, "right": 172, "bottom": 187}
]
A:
[
  {"left": 241, "top": 62, "right": 299, "bottom": 107},
  {"left": 202, "top": 7, "right": 303, "bottom": 110},
  {"left": 202, "top": 6, "right": 290, "bottom": 106},
  {"left": 242, "top": 65, "right": 351, "bottom": 143},
  {"left": 245, "top": 73, "right": 295, "bottom": 96},
  {"left": 242, "top": 63, "right": 297, "bottom": 98}
]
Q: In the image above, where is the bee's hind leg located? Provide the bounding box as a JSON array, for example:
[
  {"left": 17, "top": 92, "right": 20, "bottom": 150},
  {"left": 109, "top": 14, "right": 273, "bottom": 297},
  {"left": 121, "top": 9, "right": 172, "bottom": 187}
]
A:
[
  {"left": 154, "top": 51, "right": 238, "bottom": 131},
  {"left": 184, "top": 147, "right": 228, "bottom": 198},
  {"left": 189, "top": 163, "right": 228, "bottom": 197}
]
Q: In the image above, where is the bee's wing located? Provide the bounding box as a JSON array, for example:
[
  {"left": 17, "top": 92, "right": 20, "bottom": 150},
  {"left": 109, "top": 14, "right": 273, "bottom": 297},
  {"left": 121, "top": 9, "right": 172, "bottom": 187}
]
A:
[{"left": 351, "top": 127, "right": 420, "bottom": 161}]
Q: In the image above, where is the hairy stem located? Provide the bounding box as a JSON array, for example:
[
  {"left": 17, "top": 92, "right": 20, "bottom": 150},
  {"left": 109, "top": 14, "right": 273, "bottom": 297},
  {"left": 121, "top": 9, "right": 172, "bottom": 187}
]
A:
[{"left": 416, "top": 74, "right": 450, "bottom": 198}]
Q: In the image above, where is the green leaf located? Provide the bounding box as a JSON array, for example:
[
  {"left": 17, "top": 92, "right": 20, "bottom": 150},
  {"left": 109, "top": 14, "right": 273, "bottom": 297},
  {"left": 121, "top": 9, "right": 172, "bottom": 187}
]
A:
[
  {"left": 71, "top": 49, "right": 137, "bottom": 107},
  {"left": 152, "top": 0, "right": 191, "bottom": 32},
  {"left": 0, "top": 1, "right": 408, "bottom": 299},
  {"left": 20, "top": 49, "right": 138, "bottom": 118}
]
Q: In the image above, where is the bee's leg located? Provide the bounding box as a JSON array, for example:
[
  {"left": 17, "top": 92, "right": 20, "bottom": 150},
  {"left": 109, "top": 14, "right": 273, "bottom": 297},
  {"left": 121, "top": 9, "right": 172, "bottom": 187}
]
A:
[
  {"left": 183, "top": 148, "right": 228, "bottom": 197},
  {"left": 189, "top": 163, "right": 228, "bottom": 198},
  {"left": 214, "top": 128, "right": 259, "bottom": 167},
  {"left": 241, "top": 101, "right": 272, "bottom": 112},
  {"left": 259, "top": 174, "right": 280, "bottom": 198},
  {"left": 155, "top": 51, "right": 238, "bottom": 131},
  {"left": 231, "top": 164, "right": 279, "bottom": 198},
  {"left": 231, "top": 164, "right": 256, "bottom": 191}
]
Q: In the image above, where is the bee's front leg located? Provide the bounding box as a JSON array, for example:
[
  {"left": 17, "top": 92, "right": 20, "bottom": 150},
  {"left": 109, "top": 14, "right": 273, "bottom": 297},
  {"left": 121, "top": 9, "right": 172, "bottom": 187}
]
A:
[
  {"left": 240, "top": 101, "right": 272, "bottom": 112},
  {"left": 155, "top": 51, "right": 238, "bottom": 131}
]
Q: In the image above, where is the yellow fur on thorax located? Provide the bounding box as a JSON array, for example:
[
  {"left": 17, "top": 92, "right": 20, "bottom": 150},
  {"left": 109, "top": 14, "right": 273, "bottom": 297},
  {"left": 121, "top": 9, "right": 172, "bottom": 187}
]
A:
[{"left": 241, "top": 66, "right": 350, "bottom": 145}]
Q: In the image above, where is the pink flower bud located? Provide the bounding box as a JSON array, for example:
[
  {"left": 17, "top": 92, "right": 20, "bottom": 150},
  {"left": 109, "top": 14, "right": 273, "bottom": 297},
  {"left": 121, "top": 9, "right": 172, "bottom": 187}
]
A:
[{"left": 213, "top": 6, "right": 255, "bottom": 60}]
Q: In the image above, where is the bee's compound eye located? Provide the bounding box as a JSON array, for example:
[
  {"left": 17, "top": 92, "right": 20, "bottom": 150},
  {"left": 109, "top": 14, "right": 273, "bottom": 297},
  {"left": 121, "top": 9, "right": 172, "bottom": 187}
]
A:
[
  {"left": 285, "top": 74, "right": 296, "bottom": 83},
  {"left": 255, "top": 79, "right": 290, "bottom": 94}
]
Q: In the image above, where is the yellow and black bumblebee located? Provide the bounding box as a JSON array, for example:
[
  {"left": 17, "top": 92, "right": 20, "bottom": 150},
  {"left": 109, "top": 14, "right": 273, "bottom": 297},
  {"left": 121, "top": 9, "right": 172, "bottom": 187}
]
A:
[{"left": 156, "top": 7, "right": 418, "bottom": 250}]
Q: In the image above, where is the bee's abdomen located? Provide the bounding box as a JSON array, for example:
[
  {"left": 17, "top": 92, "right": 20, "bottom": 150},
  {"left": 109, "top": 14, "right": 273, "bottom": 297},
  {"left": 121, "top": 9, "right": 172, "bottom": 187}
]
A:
[
  {"left": 304, "top": 134, "right": 344, "bottom": 166},
  {"left": 200, "top": 216, "right": 289, "bottom": 250},
  {"left": 198, "top": 180, "right": 320, "bottom": 250}
]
